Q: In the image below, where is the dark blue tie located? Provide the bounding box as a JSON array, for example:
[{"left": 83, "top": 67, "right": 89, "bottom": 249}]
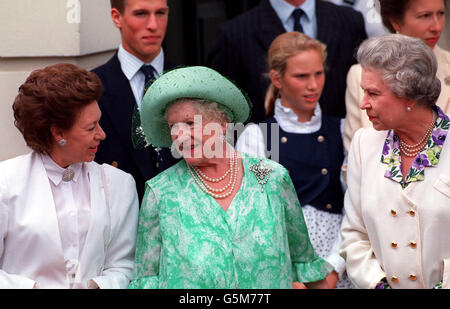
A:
[
  {"left": 131, "top": 65, "right": 156, "bottom": 150},
  {"left": 132, "top": 64, "right": 163, "bottom": 168},
  {"left": 140, "top": 64, "right": 155, "bottom": 97},
  {"left": 292, "top": 8, "right": 305, "bottom": 33}
]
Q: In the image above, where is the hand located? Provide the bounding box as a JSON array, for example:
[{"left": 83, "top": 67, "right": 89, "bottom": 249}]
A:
[
  {"left": 325, "top": 271, "right": 339, "bottom": 289},
  {"left": 304, "top": 278, "right": 330, "bottom": 289},
  {"left": 293, "top": 281, "right": 307, "bottom": 289}
]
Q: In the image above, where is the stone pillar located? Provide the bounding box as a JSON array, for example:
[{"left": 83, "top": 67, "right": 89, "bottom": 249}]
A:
[{"left": 0, "top": 0, "right": 120, "bottom": 161}]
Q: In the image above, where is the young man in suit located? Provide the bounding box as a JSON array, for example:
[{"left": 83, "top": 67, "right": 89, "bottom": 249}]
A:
[
  {"left": 93, "top": 0, "right": 177, "bottom": 203},
  {"left": 207, "top": 0, "right": 367, "bottom": 123}
]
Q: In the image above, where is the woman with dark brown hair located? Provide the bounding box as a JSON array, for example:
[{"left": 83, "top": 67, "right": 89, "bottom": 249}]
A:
[{"left": 0, "top": 63, "right": 138, "bottom": 288}]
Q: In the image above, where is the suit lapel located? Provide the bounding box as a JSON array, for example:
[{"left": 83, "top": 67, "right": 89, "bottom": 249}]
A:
[
  {"left": 77, "top": 163, "right": 108, "bottom": 281},
  {"left": 315, "top": 0, "right": 339, "bottom": 57},
  {"left": 28, "top": 154, "right": 68, "bottom": 285},
  {"left": 31, "top": 154, "right": 65, "bottom": 256},
  {"left": 101, "top": 55, "right": 136, "bottom": 146},
  {"left": 255, "top": 0, "right": 286, "bottom": 51},
  {"left": 101, "top": 55, "right": 155, "bottom": 181}
]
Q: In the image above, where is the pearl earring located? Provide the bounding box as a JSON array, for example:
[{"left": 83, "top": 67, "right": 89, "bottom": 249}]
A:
[
  {"left": 406, "top": 106, "right": 412, "bottom": 112},
  {"left": 58, "top": 139, "right": 67, "bottom": 146}
]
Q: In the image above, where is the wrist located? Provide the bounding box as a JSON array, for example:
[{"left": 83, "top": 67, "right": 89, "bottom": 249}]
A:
[{"left": 375, "top": 278, "right": 391, "bottom": 289}]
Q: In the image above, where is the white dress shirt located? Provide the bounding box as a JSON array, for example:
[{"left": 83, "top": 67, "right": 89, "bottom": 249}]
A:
[
  {"left": 235, "top": 99, "right": 321, "bottom": 157},
  {"left": 41, "top": 154, "right": 91, "bottom": 288},
  {"left": 117, "top": 44, "right": 165, "bottom": 107},
  {"left": 269, "top": 0, "right": 318, "bottom": 38}
]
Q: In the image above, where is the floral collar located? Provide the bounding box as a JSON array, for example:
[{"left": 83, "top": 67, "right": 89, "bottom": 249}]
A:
[{"left": 381, "top": 106, "right": 449, "bottom": 188}]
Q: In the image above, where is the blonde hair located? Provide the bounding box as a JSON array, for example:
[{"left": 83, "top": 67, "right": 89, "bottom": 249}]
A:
[{"left": 265, "top": 32, "right": 327, "bottom": 116}]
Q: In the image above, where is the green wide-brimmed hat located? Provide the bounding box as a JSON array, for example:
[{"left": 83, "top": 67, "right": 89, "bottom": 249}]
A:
[{"left": 140, "top": 66, "right": 252, "bottom": 148}]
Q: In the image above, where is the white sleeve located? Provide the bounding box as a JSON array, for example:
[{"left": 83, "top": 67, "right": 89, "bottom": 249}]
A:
[
  {"left": 235, "top": 124, "right": 267, "bottom": 158},
  {"left": 0, "top": 175, "right": 37, "bottom": 289},
  {"left": 90, "top": 169, "right": 139, "bottom": 289},
  {"left": 340, "top": 129, "right": 385, "bottom": 289},
  {"left": 325, "top": 228, "right": 346, "bottom": 279}
]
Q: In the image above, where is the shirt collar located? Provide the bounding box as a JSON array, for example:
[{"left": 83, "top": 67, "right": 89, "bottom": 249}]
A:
[
  {"left": 117, "top": 44, "right": 165, "bottom": 81},
  {"left": 274, "top": 98, "right": 322, "bottom": 133},
  {"left": 381, "top": 106, "right": 449, "bottom": 187},
  {"left": 269, "top": 0, "right": 315, "bottom": 25},
  {"left": 41, "top": 154, "right": 83, "bottom": 186}
]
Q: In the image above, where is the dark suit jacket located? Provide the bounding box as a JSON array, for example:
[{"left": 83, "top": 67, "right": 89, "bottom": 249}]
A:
[
  {"left": 207, "top": 0, "right": 367, "bottom": 122},
  {"left": 92, "top": 53, "right": 177, "bottom": 203}
]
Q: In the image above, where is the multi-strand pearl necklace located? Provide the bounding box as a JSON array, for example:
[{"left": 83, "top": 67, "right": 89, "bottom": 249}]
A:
[
  {"left": 188, "top": 150, "right": 238, "bottom": 199},
  {"left": 399, "top": 111, "right": 436, "bottom": 157}
]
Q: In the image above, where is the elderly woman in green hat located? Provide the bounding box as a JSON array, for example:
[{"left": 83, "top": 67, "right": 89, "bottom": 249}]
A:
[{"left": 128, "top": 66, "right": 332, "bottom": 289}]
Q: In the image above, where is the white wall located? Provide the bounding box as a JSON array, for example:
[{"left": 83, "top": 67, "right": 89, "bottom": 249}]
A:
[{"left": 0, "top": 0, "right": 120, "bottom": 161}]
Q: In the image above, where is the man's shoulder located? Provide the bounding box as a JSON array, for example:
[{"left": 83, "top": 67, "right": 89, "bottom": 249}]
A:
[
  {"left": 317, "top": 0, "right": 364, "bottom": 21},
  {"left": 219, "top": 1, "right": 267, "bottom": 30},
  {"left": 92, "top": 52, "right": 119, "bottom": 77}
]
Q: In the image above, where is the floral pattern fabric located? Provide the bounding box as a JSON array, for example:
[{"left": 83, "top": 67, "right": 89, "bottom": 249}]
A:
[
  {"left": 129, "top": 153, "right": 333, "bottom": 289},
  {"left": 381, "top": 106, "right": 449, "bottom": 188}
]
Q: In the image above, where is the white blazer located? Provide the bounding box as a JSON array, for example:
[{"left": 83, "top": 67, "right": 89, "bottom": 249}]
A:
[
  {"left": 0, "top": 152, "right": 139, "bottom": 289},
  {"left": 340, "top": 127, "right": 450, "bottom": 289}
]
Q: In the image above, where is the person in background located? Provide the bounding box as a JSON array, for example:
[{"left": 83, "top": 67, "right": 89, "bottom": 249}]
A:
[
  {"left": 343, "top": 0, "right": 449, "bottom": 160},
  {"left": 92, "top": 0, "right": 178, "bottom": 203},
  {"left": 340, "top": 34, "right": 450, "bottom": 289},
  {"left": 324, "top": 0, "right": 389, "bottom": 37},
  {"left": 236, "top": 32, "right": 352, "bottom": 289},
  {"left": 129, "top": 66, "right": 333, "bottom": 289},
  {"left": 207, "top": 0, "right": 367, "bottom": 123},
  {"left": 0, "top": 63, "right": 138, "bottom": 288}
]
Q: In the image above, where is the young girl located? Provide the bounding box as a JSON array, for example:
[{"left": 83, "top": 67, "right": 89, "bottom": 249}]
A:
[{"left": 236, "top": 32, "right": 352, "bottom": 289}]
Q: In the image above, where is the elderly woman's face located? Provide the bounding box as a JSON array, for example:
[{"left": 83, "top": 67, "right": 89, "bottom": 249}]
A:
[
  {"left": 167, "top": 101, "right": 226, "bottom": 166},
  {"left": 360, "top": 69, "right": 411, "bottom": 131},
  {"left": 53, "top": 101, "right": 106, "bottom": 165},
  {"left": 392, "top": 0, "right": 445, "bottom": 49}
]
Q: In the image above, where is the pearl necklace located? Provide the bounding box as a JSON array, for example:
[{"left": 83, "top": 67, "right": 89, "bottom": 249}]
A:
[
  {"left": 399, "top": 111, "right": 436, "bottom": 157},
  {"left": 188, "top": 150, "right": 238, "bottom": 199},
  {"left": 193, "top": 152, "right": 236, "bottom": 193},
  {"left": 192, "top": 155, "right": 232, "bottom": 183}
]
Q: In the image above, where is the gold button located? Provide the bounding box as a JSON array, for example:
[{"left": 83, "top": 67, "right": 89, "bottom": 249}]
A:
[
  {"left": 111, "top": 161, "right": 119, "bottom": 168},
  {"left": 390, "top": 209, "right": 397, "bottom": 216},
  {"left": 391, "top": 242, "right": 398, "bottom": 248},
  {"left": 408, "top": 210, "right": 415, "bottom": 216},
  {"left": 317, "top": 135, "right": 325, "bottom": 143},
  {"left": 409, "top": 274, "right": 417, "bottom": 281},
  {"left": 391, "top": 276, "right": 398, "bottom": 283},
  {"left": 321, "top": 168, "right": 328, "bottom": 175},
  {"left": 281, "top": 136, "right": 288, "bottom": 143},
  {"left": 326, "top": 204, "right": 332, "bottom": 210},
  {"left": 409, "top": 241, "right": 417, "bottom": 248}
]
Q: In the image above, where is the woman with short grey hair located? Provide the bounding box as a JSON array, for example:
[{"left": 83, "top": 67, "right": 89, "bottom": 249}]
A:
[
  {"left": 357, "top": 34, "right": 441, "bottom": 108},
  {"left": 340, "top": 34, "right": 450, "bottom": 289}
]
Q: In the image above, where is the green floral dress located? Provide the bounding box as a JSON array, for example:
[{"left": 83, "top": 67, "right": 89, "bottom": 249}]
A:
[
  {"left": 129, "top": 153, "right": 333, "bottom": 289},
  {"left": 381, "top": 106, "right": 449, "bottom": 188}
]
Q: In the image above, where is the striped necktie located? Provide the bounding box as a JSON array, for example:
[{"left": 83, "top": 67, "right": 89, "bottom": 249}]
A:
[
  {"left": 140, "top": 64, "right": 156, "bottom": 97},
  {"left": 131, "top": 64, "right": 163, "bottom": 170},
  {"left": 131, "top": 64, "right": 156, "bottom": 150}
]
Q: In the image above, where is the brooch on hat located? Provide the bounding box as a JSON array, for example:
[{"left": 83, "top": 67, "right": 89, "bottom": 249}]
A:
[{"left": 249, "top": 159, "right": 273, "bottom": 193}]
